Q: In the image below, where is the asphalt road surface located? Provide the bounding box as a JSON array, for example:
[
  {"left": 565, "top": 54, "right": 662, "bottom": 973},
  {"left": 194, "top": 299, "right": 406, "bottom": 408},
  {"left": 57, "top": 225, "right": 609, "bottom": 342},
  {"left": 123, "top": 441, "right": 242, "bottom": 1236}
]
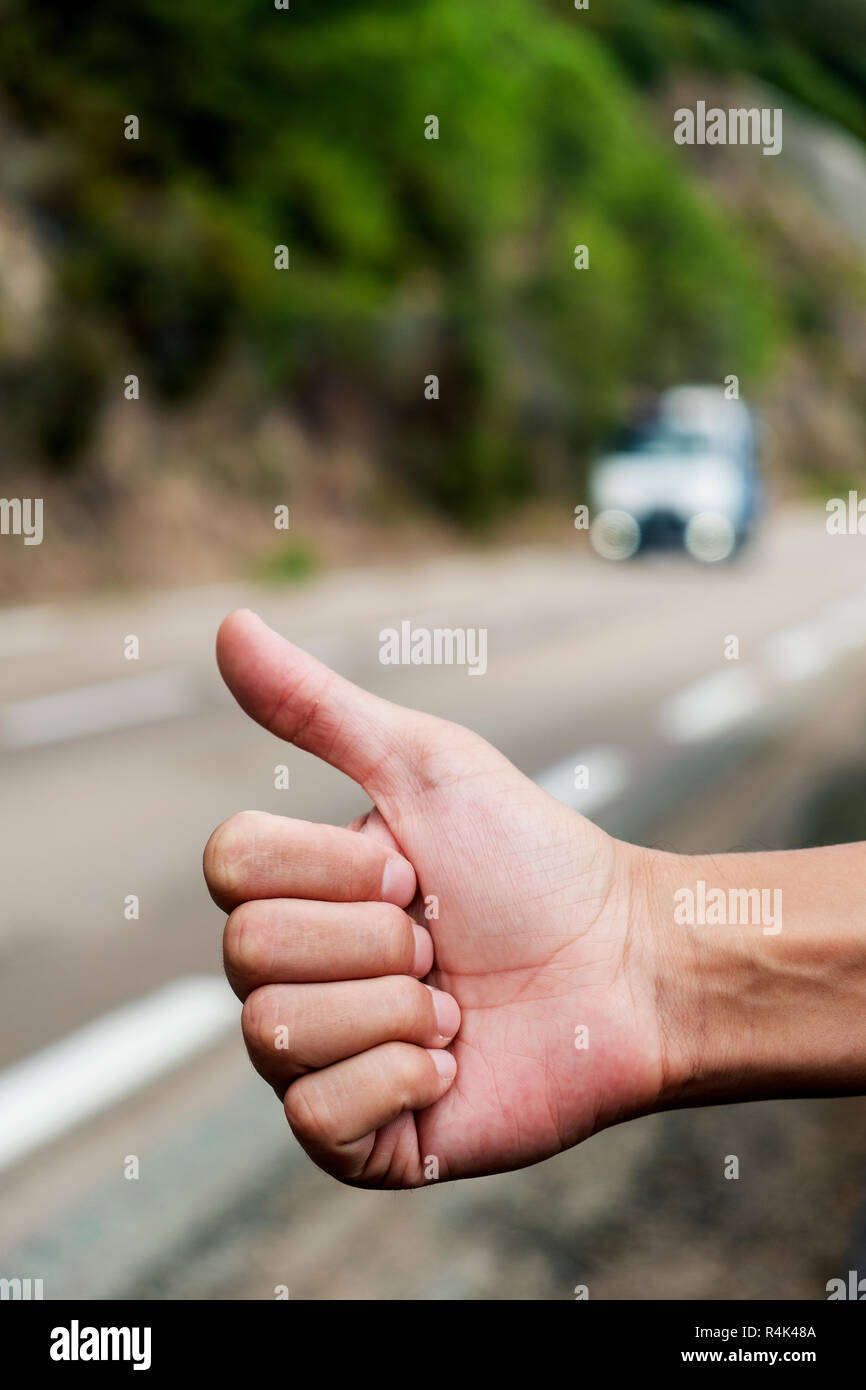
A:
[{"left": 2, "top": 506, "right": 866, "bottom": 1299}]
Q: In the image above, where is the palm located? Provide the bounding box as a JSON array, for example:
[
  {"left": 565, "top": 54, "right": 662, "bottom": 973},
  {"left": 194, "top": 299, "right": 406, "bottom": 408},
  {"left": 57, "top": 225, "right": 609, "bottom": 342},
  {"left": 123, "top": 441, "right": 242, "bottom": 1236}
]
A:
[{"left": 353, "top": 720, "right": 662, "bottom": 1184}]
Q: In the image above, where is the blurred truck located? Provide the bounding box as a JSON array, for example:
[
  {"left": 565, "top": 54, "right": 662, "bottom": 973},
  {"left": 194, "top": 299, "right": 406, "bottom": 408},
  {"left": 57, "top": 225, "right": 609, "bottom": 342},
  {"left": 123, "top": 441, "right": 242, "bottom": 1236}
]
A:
[{"left": 588, "top": 385, "right": 761, "bottom": 562}]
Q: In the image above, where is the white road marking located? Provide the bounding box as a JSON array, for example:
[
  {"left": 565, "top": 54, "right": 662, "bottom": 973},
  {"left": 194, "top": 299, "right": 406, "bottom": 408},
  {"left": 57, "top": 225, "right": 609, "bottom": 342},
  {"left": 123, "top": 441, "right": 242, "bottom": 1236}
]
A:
[
  {"left": 535, "top": 745, "right": 629, "bottom": 815},
  {"left": 0, "top": 669, "right": 198, "bottom": 750},
  {"left": 658, "top": 667, "right": 763, "bottom": 744},
  {"left": 0, "top": 604, "right": 67, "bottom": 657},
  {"left": 657, "top": 585, "right": 866, "bottom": 744},
  {"left": 0, "top": 976, "right": 238, "bottom": 1172},
  {"left": 761, "top": 622, "right": 833, "bottom": 682},
  {"left": 816, "top": 590, "right": 866, "bottom": 653}
]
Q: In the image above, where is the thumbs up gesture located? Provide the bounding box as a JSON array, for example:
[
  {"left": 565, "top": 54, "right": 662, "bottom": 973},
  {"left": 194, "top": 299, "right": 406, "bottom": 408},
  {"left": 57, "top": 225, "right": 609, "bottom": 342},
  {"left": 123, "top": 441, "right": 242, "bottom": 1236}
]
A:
[{"left": 204, "top": 610, "right": 664, "bottom": 1187}]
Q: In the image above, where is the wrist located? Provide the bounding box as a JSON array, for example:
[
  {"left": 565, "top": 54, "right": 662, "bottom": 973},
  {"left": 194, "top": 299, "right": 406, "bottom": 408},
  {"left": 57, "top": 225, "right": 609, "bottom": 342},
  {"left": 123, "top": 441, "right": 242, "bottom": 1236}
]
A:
[
  {"left": 640, "top": 843, "right": 866, "bottom": 1110},
  {"left": 646, "top": 845, "right": 757, "bottom": 1108},
  {"left": 626, "top": 843, "right": 705, "bottom": 1110}
]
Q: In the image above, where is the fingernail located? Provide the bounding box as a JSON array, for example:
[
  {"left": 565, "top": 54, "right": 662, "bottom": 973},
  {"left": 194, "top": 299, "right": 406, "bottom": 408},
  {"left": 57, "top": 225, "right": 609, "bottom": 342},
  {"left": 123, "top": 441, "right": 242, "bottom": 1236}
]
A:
[
  {"left": 381, "top": 855, "right": 416, "bottom": 906},
  {"left": 426, "top": 986, "right": 461, "bottom": 1042},
  {"left": 412, "top": 925, "right": 434, "bottom": 977},
  {"left": 428, "top": 1048, "right": 457, "bottom": 1081}
]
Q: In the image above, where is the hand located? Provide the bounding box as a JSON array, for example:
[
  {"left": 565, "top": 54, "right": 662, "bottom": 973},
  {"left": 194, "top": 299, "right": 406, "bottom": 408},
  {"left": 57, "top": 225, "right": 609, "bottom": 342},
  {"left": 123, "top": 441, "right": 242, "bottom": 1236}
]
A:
[{"left": 204, "top": 610, "right": 668, "bottom": 1187}]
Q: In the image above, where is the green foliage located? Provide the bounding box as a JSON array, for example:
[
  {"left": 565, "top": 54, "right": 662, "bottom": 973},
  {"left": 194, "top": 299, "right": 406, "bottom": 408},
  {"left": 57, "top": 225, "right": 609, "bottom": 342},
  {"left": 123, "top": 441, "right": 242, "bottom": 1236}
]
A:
[
  {"left": 587, "top": 0, "right": 866, "bottom": 141},
  {"left": 1, "top": 0, "right": 854, "bottom": 518},
  {"left": 253, "top": 541, "right": 318, "bottom": 585}
]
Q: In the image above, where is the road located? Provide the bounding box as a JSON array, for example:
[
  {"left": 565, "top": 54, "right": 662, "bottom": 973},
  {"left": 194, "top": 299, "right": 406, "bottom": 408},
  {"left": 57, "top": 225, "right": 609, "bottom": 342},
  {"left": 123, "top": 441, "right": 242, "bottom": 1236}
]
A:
[{"left": 2, "top": 505, "right": 866, "bottom": 1299}]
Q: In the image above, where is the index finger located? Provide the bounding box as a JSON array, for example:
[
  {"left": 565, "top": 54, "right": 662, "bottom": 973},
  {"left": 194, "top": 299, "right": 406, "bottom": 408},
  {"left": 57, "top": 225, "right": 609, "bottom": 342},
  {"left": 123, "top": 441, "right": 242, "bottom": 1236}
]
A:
[{"left": 203, "top": 810, "right": 417, "bottom": 911}]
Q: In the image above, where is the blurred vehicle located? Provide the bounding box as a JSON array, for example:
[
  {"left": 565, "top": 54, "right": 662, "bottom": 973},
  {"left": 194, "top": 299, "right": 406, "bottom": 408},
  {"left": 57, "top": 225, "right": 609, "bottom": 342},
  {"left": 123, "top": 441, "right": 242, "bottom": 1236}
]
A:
[{"left": 588, "top": 386, "right": 762, "bottom": 562}]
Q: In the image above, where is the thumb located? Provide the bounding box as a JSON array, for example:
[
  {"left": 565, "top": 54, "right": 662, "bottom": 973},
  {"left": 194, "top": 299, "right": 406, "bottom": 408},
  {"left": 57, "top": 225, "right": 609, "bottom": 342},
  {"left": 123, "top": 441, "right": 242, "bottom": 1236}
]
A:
[{"left": 216, "top": 609, "right": 419, "bottom": 795}]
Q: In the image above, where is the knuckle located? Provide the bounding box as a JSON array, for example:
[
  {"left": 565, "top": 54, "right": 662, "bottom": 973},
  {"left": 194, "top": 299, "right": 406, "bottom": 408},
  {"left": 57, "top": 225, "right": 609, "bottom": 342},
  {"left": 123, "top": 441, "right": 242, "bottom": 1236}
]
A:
[
  {"left": 382, "top": 1035, "right": 415, "bottom": 1079},
  {"left": 284, "top": 1077, "right": 333, "bottom": 1147},
  {"left": 382, "top": 1040, "right": 426, "bottom": 1112},
  {"left": 395, "top": 976, "right": 432, "bottom": 1036},
  {"left": 346, "top": 838, "right": 377, "bottom": 901},
  {"left": 378, "top": 904, "right": 415, "bottom": 971},
  {"left": 241, "top": 983, "right": 283, "bottom": 1051},
  {"left": 203, "top": 811, "right": 259, "bottom": 900},
  {"left": 223, "top": 904, "right": 267, "bottom": 992}
]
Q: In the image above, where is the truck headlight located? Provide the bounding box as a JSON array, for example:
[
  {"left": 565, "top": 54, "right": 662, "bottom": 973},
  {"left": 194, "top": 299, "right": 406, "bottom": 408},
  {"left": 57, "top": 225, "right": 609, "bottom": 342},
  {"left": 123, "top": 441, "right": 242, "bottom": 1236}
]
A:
[
  {"left": 590, "top": 509, "right": 641, "bottom": 561},
  {"left": 684, "top": 511, "right": 736, "bottom": 562}
]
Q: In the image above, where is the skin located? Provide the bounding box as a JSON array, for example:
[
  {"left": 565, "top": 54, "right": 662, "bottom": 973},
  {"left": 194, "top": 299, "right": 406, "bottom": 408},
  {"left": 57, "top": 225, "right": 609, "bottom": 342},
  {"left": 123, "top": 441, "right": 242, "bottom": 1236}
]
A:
[{"left": 204, "top": 610, "right": 866, "bottom": 1189}]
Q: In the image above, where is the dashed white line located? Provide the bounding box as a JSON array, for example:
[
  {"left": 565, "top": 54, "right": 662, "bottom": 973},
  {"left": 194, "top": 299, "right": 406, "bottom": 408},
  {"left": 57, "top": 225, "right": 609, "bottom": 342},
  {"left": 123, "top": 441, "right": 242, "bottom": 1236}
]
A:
[
  {"left": 761, "top": 622, "right": 833, "bottom": 683},
  {"left": 0, "top": 669, "right": 198, "bottom": 750},
  {"left": 0, "top": 976, "right": 238, "bottom": 1173},
  {"left": 815, "top": 589, "right": 866, "bottom": 655},
  {"left": 658, "top": 666, "right": 764, "bottom": 744},
  {"left": 0, "top": 604, "right": 67, "bottom": 657}
]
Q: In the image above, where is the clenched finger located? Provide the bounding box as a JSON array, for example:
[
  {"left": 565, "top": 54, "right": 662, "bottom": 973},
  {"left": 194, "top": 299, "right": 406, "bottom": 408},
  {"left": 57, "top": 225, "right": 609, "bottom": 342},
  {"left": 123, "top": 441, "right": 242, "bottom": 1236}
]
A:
[
  {"left": 284, "top": 1041, "right": 457, "bottom": 1184},
  {"left": 223, "top": 898, "right": 434, "bottom": 999},
  {"left": 204, "top": 810, "right": 416, "bottom": 911},
  {"left": 241, "top": 976, "right": 461, "bottom": 1088}
]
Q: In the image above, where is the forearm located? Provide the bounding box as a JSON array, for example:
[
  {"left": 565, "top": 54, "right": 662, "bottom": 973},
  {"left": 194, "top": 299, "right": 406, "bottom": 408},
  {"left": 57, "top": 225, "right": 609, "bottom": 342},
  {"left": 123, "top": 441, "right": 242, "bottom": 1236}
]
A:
[{"left": 639, "top": 842, "right": 866, "bottom": 1108}]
